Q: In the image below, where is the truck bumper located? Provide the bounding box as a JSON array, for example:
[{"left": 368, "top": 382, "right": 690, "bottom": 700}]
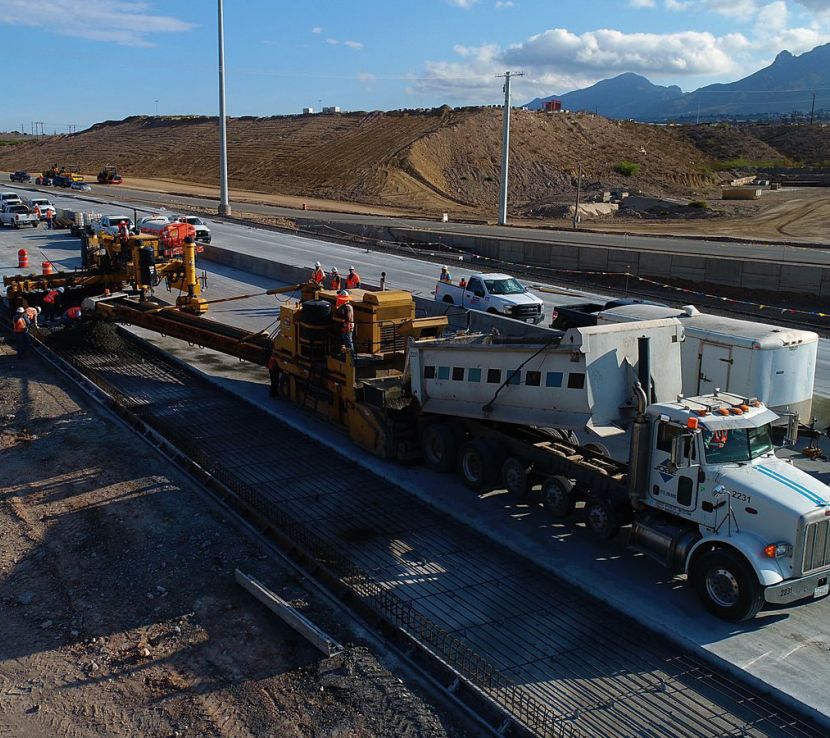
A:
[{"left": 764, "top": 571, "right": 829, "bottom": 605}]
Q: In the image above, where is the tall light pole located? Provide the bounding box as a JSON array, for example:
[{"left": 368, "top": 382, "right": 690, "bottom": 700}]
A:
[
  {"left": 154, "top": 99, "right": 159, "bottom": 117},
  {"left": 217, "top": 0, "right": 231, "bottom": 216},
  {"left": 496, "top": 71, "right": 523, "bottom": 226}
]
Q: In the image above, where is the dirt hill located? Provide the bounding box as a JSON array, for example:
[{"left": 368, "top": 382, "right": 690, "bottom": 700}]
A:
[{"left": 0, "top": 110, "right": 819, "bottom": 217}]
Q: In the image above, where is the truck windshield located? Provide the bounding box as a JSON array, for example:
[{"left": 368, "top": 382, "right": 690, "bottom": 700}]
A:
[
  {"left": 702, "top": 424, "right": 774, "bottom": 464},
  {"left": 485, "top": 278, "right": 525, "bottom": 295}
]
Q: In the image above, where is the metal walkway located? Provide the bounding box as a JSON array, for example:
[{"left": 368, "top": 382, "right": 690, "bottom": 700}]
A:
[{"left": 57, "top": 335, "right": 824, "bottom": 738}]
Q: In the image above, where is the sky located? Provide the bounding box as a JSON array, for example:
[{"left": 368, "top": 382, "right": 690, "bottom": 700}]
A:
[{"left": 2, "top": 0, "right": 830, "bottom": 132}]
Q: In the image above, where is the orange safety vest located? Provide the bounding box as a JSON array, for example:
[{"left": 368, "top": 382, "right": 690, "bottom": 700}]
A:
[
  {"left": 346, "top": 273, "right": 360, "bottom": 289},
  {"left": 43, "top": 290, "right": 58, "bottom": 304},
  {"left": 13, "top": 316, "right": 27, "bottom": 333},
  {"left": 330, "top": 276, "right": 341, "bottom": 291},
  {"left": 312, "top": 267, "right": 324, "bottom": 284}
]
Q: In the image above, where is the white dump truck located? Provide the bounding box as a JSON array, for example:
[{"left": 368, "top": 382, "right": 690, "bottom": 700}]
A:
[
  {"left": 595, "top": 304, "right": 818, "bottom": 423},
  {"left": 435, "top": 272, "right": 545, "bottom": 324},
  {"left": 408, "top": 319, "right": 830, "bottom": 620}
]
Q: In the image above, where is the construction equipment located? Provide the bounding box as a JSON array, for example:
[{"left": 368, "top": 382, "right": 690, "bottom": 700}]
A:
[
  {"left": 67, "top": 277, "right": 830, "bottom": 621},
  {"left": 97, "top": 165, "right": 123, "bottom": 185},
  {"left": 3, "top": 231, "right": 208, "bottom": 314}
]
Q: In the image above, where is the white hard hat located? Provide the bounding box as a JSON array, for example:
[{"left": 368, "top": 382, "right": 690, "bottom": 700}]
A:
[
  {"left": 16, "top": 307, "right": 24, "bottom": 313},
  {"left": 36, "top": 307, "right": 42, "bottom": 314},
  {"left": 57, "top": 286, "right": 65, "bottom": 293},
  {"left": 339, "top": 289, "right": 350, "bottom": 296},
  {"left": 315, "top": 261, "right": 321, "bottom": 268},
  {"left": 441, "top": 265, "right": 448, "bottom": 271},
  {"left": 332, "top": 267, "right": 339, "bottom": 273},
  {"left": 348, "top": 265, "right": 355, "bottom": 271}
]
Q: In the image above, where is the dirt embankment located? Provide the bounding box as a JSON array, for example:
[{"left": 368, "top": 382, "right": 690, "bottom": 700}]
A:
[
  {"left": 0, "top": 343, "right": 461, "bottom": 738},
  {"left": 1, "top": 111, "right": 827, "bottom": 220}
]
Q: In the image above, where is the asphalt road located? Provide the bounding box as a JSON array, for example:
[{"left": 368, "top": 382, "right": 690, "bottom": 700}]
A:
[
  {"left": 3, "top": 190, "right": 830, "bottom": 726},
  {"left": 6, "top": 181, "right": 830, "bottom": 402}
]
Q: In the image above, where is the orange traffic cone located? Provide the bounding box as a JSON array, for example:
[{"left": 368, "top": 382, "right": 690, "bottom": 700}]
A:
[
  {"left": 41, "top": 261, "right": 54, "bottom": 276},
  {"left": 17, "top": 249, "right": 28, "bottom": 269}
]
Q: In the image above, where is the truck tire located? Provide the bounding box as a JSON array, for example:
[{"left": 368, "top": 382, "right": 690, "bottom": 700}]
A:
[
  {"left": 502, "top": 457, "right": 531, "bottom": 496},
  {"left": 690, "top": 548, "right": 764, "bottom": 621},
  {"left": 584, "top": 442, "right": 609, "bottom": 457},
  {"left": 421, "top": 423, "right": 458, "bottom": 473},
  {"left": 542, "top": 476, "right": 575, "bottom": 518},
  {"left": 584, "top": 495, "right": 620, "bottom": 539},
  {"left": 458, "top": 439, "right": 501, "bottom": 492}
]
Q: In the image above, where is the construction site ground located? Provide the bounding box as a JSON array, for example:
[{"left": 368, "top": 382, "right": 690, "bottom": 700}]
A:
[
  {"left": 3, "top": 198, "right": 830, "bottom": 731},
  {"left": 0, "top": 342, "right": 463, "bottom": 738}
]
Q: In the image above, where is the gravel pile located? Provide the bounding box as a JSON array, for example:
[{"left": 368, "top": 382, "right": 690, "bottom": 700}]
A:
[{"left": 45, "top": 320, "right": 127, "bottom": 354}]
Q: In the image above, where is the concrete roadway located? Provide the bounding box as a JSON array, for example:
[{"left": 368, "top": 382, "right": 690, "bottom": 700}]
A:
[
  {"left": 6, "top": 181, "right": 830, "bottom": 402},
  {"left": 3, "top": 197, "right": 830, "bottom": 726}
]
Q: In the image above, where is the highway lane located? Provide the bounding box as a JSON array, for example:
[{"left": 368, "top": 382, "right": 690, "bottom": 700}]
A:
[
  {"left": 4, "top": 197, "right": 830, "bottom": 726},
  {"left": 7, "top": 182, "right": 830, "bottom": 402}
]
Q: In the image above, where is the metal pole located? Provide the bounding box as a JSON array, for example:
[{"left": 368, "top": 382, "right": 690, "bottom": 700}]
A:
[
  {"left": 496, "top": 72, "right": 522, "bottom": 226},
  {"left": 810, "top": 92, "right": 816, "bottom": 125},
  {"left": 572, "top": 164, "right": 582, "bottom": 230},
  {"left": 217, "top": 0, "right": 231, "bottom": 216}
]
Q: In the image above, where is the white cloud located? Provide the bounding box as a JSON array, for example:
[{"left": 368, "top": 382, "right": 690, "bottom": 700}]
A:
[
  {"left": 311, "top": 26, "right": 323, "bottom": 34},
  {"left": 446, "top": 0, "right": 478, "bottom": 8},
  {"left": 0, "top": 0, "right": 194, "bottom": 47},
  {"left": 326, "top": 37, "right": 339, "bottom": 45},
  {"left": 629, "top": 0, "right": 655, "bottom": 7},
  {"left": 495, "top": 1, "right": 515, "bottom": 8},
  {"left": 344, "top": 40, "right": 364, "bottom": 49}
]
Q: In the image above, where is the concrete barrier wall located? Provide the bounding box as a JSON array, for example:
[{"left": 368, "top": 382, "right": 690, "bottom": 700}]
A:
[
  {"left": 296, "top": 220, "right": 830, "bottom": 299},
  {"left": 201, "top": 243, "right": 555, "bottom": 340}
]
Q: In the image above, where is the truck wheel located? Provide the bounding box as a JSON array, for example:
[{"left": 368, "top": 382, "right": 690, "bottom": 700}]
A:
[
  {"left": 421, "top": 423, "right": 458, "bottom": 473},
  {"left": 584, "top": 442, "right": 609, "bottom": 457},
  {"left": 442, "top": 296, "right": 454, "bottom": 304},
  {"left": 501, "top": 457, "right": 531, "bottom": 496},
  {"left": 458, "top": 439, "right": 501, "bottom": 492},
  {"left": 584, "top": 496, "right": 620, "bottom": 539},
  {"left": 691, "top": 548, "right": 764, "bottom": 621},
  {"left": 541, "top": 476, "right": 575, "bottom": 518}
]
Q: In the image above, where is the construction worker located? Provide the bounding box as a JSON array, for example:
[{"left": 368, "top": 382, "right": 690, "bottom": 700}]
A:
[
  {"left": 345, "top": 266, "right": 361, "bottom": 289},
  {"left": 311, "top": 261, "right": 325, "bottom": 286},
  {"left": 328, "top": 267, "right": 341, "bottom": 292},
  {"left": 459, "top": 277, "right": 467, "bottom": 288},
  {"left": 12, "top": 307, "right": 29, "bottom": 357},
  {"left": 43, "top": 288, "right": 59, "bottom": 322},
  {"left": 118, "top": 220, "right": 129, "bottom": 241},
  {"left": 45, "top": 209, "right": 53, "bottom": 230},
  {"left": 24, "top": 305, "right": 40, "bottom": 328},
  {"left": 439, "top": 266, "right": 451, "bottom": 282},
  {"left": 267, "top": 355, "right": 280, "bottom": 397},
  {"left": 34, "top": 204, "right": 41, "bottom": 220},
  {"left": 62, "top": 305, "right": 82, "bottom": 326},
  {"left": 336, "top": 290, "right": 354, "bottom": 355}
]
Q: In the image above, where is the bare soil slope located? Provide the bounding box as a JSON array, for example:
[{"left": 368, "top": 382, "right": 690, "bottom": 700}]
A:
[{"left": 1, "top": 111, "right": 822, "bottom": 216}]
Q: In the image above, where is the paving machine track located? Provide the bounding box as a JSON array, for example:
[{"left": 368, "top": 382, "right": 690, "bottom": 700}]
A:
[{"left": 38, "top": 325, "right": 828, "bottom": 738}]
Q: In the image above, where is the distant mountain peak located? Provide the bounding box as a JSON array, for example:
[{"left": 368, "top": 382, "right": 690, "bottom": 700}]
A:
[{"left": 774, "top": 50, "right": 793, "bottom": 63}]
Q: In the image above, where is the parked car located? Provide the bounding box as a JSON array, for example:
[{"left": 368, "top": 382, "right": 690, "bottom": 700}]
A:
[
  {"left": 0, "top": 203, "right": 38, "bottom": 228},
  {"left": 434, "top": 272, "right": 545, "bottom": 323},
  {"left": 171, "top": 215, "right": 211, "bottom": 243},
  {"left": 70, "top": 181, "right": 92, "bottom": 192},
  {"left": 10, "top": 170, "right": 31, "bottom": 182},
  {"left": 0, "top": 191, "right": 23, "bottom": 207},
  {"left": 34, "top": 176, "right": 54, "bottom": 186}
]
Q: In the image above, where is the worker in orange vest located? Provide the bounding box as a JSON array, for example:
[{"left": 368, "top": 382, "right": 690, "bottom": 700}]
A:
[
  {"left": 43, "top": 287, "right": 61, "bottom": 322},
  {"left": 34, "top": 205, "right": 41, "bottom": 219},
  {"left": 118, "top": 220, "right": 129, "bottom": 241},
  {"left": 336, "top": 290, "right": 354, "bottom": 355},
  {"left": 311, "top": 261, "right": 325, "bottom": 285},
  {"left": 439, "top": 266, "right": 451, "bottom": 282},
  {"left": 328, "top": 267, "right": 341, "bottom": 292},
  {"left": 12, "top": 307, "right": 29, "bottom": 357},
  {"left": 459, "top": 277, "right": 467, "bottom": 288},
  {"left": 345, "top": 266, "right": 361, "bottom": 289},
  {"left": 45, "top": 209, "right": 53, "bottom": 230},
  {"left": 62, "top": 306, "right": 82, "bottom": 326}
]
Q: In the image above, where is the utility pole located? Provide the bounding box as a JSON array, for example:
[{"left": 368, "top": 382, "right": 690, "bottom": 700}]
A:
[
  {"left": 217, "top": 0, "right": 231, "bottom": 216},
  {"left": 496, "top": 71, "right": 523, "bottom": 226},
  {"left": 155, "top": 99, "right": 159, "bottom": 117},
  {"left": 810, "top": 92, "right": 816, "bottom": 125},
  {"left": 572, "top": 164, "right": 582, "bottom": 230}
]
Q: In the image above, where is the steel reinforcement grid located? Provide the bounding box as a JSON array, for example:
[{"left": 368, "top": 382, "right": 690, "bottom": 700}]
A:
[{"left": 52, "top": 334, "right": 825, "bottom": 738}]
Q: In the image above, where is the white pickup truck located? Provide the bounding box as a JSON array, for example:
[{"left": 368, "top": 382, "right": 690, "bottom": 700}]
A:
[
  {"left": 435, "top": 272, "right": 545, "bottom": 324},
  {"left": 0, "top": 203, "right": 39, "bottom": 228},
  {"left": 94, "top": 214, "right": 134, "bottom": 236}
]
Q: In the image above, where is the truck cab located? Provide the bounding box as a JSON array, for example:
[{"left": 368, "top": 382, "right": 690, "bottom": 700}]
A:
[
  {"left": 96, "top": 215, "right": 134, "bottom": 236},
  {"left": 636, "top": 392, "right": 830, "bottom": 620}
]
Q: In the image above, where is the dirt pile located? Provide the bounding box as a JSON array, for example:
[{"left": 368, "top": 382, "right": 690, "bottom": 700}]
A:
[{"left": 1, "top": 111, "right": 823, "bottom": 217}]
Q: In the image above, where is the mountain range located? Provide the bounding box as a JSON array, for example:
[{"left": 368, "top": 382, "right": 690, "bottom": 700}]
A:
[{"left": 526, "top": 43, "right": 830, "bottom": 121}]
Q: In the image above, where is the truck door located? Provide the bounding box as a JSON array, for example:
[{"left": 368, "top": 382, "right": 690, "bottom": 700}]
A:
[
  {"left": 697, "top": 342, "right": 732, "bottom": 394},
  {"left": 649, "top": 421, "right": 700, "bottom": 512},
  {"left": 465, "top": 277, "right": 486, "bottom": 310}
]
